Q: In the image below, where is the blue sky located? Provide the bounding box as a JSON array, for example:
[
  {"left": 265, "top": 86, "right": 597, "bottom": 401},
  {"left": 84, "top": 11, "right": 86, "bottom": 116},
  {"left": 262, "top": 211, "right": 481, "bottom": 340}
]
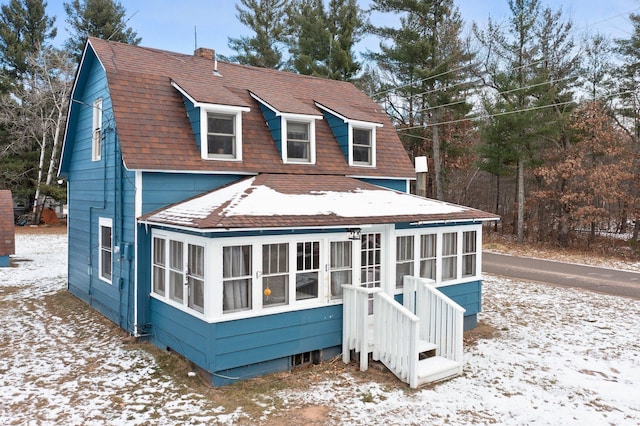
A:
[{"left": 35, "top": 0, "right": 640, "bottom": 57}]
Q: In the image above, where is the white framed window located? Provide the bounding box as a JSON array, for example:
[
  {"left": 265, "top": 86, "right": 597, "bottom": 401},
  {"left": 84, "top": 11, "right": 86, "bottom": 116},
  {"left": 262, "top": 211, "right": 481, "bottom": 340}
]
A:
[
  {"left": 396, "top": 235, "right": 414, "bottom": 288},
  {"left": 151, "top": 232, "right": 207, "bottom": 316},
  {"left": 441, "top": 232, "right": 458, "bottom": 281},
  {"left": 98, "top": 217, "right": 112, "bottom": 284},
  {"left": 283, "top": 119, "right": 316, "bottom": 163},
  {"left": 296, "top": 241, "right": 319, "bottom": 300},
  {"left": 152, "top": 237, "right": 166, "bottom": 296},
  {"left": 330, "top": 240, "right": 352, "bottom": 299},
  {"left": 420, "top": 234, "right": 437, "bottom": 280},
  {"left": 262, "top": 243, "right": 289, "bottom": 307},
  {"left": 200, "top": 105, "right": 248, "bottom": 161},
  {"left": 351, "top": 126, "right": 374, "bottom": 166},
  {"left": 92, "top": 98, "right": 102, "bottom": 161},
  {"left": 462, "top": 230, "right": 477, "bottom": 277},
  {"left": 223, "top": 245, "right": 252, "bottom": 312}
]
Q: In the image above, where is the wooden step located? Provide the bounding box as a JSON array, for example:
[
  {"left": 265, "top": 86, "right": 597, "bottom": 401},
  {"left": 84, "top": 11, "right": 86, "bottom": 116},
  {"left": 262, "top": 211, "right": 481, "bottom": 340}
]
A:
[
  {"left": 417, "top": 339, "right": 436, "bottom": 354},
  {"left": 416, "top": 356, "right": 462, "bottom": 385}
]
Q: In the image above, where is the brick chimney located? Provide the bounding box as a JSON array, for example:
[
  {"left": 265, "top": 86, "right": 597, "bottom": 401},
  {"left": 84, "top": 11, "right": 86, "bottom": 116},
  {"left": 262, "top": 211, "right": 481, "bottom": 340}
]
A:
[{"left": 194, "top": 47, "right": 215, "bottom": 60}]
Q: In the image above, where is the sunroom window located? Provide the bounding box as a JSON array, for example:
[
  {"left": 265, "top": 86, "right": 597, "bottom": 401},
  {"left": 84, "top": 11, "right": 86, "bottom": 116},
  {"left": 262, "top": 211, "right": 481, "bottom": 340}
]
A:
[
  {"left": 396, "top": 235, "right": 414, "bottom": 288},
  {"left": 330, "top": 241, "right": 352, "bottom": 299},
  {"left": 442, "top": 232, "right": 457, "bottom": 281},
  {"left": 463, "top": 230, "right": 477, "bottom": 277},
  {"left": 263, "top": 243, "right": 289, "bottom": 307},
  {"left": 420, "top": 234, "right": 436, "bottom": 280},
  {"left": 296, "top": 241, "right": 319, "bottom": 300},
  {"left": 223, "top": 245, "right": 252, "bottom": 313}
]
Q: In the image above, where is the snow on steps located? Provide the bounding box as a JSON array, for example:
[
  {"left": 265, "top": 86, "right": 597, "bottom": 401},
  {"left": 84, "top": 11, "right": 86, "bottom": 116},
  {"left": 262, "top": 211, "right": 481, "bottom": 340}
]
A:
[{"left": 416, "top": 356, "right": 463, "bottom": 386}]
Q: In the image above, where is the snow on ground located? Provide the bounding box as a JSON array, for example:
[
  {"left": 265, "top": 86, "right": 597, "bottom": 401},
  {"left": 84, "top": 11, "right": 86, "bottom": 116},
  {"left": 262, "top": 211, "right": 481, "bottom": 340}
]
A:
[{"left": 1, "top": 232, "right": 639, "bottom": 425}]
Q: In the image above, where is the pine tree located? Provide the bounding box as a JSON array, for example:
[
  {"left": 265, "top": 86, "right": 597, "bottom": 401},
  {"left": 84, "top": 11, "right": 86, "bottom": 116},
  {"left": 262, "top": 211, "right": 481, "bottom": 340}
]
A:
[
  {"left": 226, "top": 0, "right": 288, "bottom": 69},
  {"left": 63, "top": 0, "right": 141, "bottom": 59},
  {"left": 369, "top": 0, "right": 474, "bottom": 200},
  {"left": 286, "top": 0, "right": 364, "bottom": 80},
  {"left": 0, "top": 0, "right": 56, "bottom": 86}
]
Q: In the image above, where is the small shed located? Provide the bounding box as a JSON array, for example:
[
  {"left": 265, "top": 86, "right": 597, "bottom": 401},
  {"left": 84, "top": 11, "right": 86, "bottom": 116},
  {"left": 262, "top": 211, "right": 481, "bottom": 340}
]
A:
[{"left": 0, "top": 190, "right": 16, "bottom": 267}]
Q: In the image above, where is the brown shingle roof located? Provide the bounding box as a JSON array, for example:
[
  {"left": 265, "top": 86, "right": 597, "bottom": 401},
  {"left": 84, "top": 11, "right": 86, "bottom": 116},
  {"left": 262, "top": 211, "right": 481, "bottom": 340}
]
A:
[
  {"left": 0, "top": 190, "right": 15, "bottom": 256},
  {"left": 88, "top": 38, "right": 414, "bottom": 178},
  {"left": 139, "top": 174, "right": 499, "bottom": 231}
]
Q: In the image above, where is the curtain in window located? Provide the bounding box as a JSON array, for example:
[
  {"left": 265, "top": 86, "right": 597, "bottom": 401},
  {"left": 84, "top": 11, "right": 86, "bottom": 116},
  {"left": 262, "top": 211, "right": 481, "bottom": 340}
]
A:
[
  {"left": 223, "top": 245, "right": 252, "bottom": 312},
  {"left": 152, "top": 237, "right": 166, "bottom": 296},
  {"left": 462, "top": 231, "right": 477, "bottom": 277},
  {"left": 420, "top": 234, "right": 436, "bottom": 279},
  {"left": 169, "top": 240, "right": 184, "bottom": 303},
  {"left": 442, "top": 232, "right": 457, "bottom": 281},
  {"left": 396, "top": 236, "right": 414, "bottom": 287},
  {"left": 330, "top": 241, "right": 351, "bottom": 299},
  {"left": 187, "top": 244, "right": 205, "bottom": 313}
]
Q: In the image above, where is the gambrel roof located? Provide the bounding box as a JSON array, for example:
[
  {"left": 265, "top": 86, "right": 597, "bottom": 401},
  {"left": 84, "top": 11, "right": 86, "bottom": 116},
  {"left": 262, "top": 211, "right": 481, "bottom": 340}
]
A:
[
  {"left": 83, "top": 37, "right": 415, "bottom": 178},
  {"left": 140, "top": 174, "right": 498, "bottom": 230}
]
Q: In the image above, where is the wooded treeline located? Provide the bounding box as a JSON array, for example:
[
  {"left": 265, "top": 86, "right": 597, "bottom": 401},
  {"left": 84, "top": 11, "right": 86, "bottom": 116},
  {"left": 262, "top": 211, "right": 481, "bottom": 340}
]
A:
[{"left": 1, "top": 0, "right": 638, "bottom": 246}]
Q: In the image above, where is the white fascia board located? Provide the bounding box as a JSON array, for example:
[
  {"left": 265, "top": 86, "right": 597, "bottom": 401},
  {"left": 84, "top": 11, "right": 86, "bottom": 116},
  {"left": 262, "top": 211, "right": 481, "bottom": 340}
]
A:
[
  {"left": 409, "top": 217, "right": 498, "bottom": 226},
  {"left": 136, "top": 221, "right": 373, "bottom": 234},
  {"left": 315, "top": 102, "right": 383, "bottom": 127}
]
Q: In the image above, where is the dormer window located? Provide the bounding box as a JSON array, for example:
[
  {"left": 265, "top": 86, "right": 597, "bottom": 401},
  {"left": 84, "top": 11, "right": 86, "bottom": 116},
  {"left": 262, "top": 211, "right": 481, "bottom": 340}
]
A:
[
  {"left": 250, "top": 92, "right": 320, "bottom": 165},
  {"left": 352, "top": 127, "right": 373, "bottom": 165},
  {"left": 315, "top": 102, "right": 381, "bottom": 168},
  {"left": 283, "top": 118, "right": 316, "bottom": 163},
  {"left": 170, "top": 81, "right": 250, "bottom": 162},
  {"left": 200, "top": 105, "right": 248, "bottom": 161},
  {"left": 207, "top": 113, "right": 236, "bottom": 158}
]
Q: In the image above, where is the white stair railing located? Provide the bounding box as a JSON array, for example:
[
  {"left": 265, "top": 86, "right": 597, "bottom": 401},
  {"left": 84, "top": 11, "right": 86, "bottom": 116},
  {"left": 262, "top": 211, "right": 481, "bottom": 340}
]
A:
[
  {"left": 404, "top": 276, "right": 465, "bottom": 364},
  {"left": 342, "top": 284, "right": 382, "bottom": 371},
  {"left": 372, "top": 292, "right": 420, "bottom": 388}
]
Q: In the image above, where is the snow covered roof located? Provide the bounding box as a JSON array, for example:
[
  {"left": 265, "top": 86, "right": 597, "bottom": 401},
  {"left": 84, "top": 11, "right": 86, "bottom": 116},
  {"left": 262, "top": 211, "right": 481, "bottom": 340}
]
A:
[{"left": 139, "top": 174, "right": 499, "bottom": 231}]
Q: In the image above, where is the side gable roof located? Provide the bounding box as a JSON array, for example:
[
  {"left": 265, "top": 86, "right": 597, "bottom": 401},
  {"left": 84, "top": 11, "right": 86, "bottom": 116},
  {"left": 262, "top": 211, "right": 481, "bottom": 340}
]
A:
[
  {"left": 139, "top": 174, "right": 499, "bottom": 231},
  {"left": 86, "top": 38, "right": 414, "bottom": 178}
]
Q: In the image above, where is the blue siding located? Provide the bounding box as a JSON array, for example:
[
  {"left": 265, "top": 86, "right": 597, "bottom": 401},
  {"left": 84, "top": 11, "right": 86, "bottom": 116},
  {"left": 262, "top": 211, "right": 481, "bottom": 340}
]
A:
[
  {"left": 258, "top": 104, "right": 282, "bottom": 154},
  {"left": 149, "top": 301, "right": 343, "bottom": 383},
  {"left": 0, "top": 255, "right": 9, "bottom": 267},
  {"left": 63, "top": 48, "right": 137, "bottom": 332},
  {"left": 141, "top": 172, "right": 240, "bottom": 214},
  {"left": 359, "top": 178, "right": 409, "bottom": 193},
  {"left": 182, "top": 96, "right": 200, "bottom": 150},
  {"left": 322, "top": 112, "right": 349, "bottom": 159}
]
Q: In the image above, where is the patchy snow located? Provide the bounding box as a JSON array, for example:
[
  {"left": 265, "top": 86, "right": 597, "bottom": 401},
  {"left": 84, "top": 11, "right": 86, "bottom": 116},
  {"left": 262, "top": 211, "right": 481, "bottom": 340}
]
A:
[
  {"left": 145, "top": 177, "right": 466, "bottom": 226},
  {"left": 1, "top": 232, "right": 640, "bottom": 425}
]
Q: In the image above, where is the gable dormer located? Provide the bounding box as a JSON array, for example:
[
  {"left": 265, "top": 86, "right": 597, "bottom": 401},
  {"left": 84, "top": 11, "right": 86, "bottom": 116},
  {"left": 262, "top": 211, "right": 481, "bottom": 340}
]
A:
[
  {"left": 315, "top": 102, "right": 382, "bottom": 168},
  {"left": 250, "top": 92, "right": 323, "bottom": 165},
  {"left": 171, "top": 81, "right": 250, "bottom": 161}
]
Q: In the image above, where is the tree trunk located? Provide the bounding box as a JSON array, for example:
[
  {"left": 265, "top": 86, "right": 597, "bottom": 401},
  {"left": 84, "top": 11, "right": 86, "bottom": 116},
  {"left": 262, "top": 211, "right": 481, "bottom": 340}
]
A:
[
  {"left": 517, "top": 158, "right": 525, "bottom": 244},
  {"left": 31, "top": 132, "right": 47, "bottom": 225}
]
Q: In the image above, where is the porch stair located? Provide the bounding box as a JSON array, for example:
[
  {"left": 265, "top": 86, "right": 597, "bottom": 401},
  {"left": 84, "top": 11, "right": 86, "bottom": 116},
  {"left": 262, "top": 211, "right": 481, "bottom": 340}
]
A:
[{"left": 342, "top": 277, "right": 465, "bottom": 388}]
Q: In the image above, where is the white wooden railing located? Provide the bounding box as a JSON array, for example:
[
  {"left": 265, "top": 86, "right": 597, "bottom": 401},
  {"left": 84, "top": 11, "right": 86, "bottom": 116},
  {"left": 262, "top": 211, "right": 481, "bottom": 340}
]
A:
[
  {"left": 372, "top": 292, "right": 420, "bottom": 387},
  {"left": 342, "top": 284, "right": 382, "bottom": 371},
  {"left": 403, "top": 276, "right": 465, "bottom": 364}
]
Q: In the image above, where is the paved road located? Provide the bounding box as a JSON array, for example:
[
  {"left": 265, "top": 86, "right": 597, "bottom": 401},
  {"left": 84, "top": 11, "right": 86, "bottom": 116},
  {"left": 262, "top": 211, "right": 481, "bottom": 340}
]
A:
[{"left": 482, "top": 252, "right": 640, "bottom": 299}]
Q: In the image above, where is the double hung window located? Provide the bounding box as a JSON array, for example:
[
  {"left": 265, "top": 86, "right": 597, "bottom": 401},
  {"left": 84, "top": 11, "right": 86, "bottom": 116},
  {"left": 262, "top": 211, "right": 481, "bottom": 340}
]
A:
[
  {"left": 98, "top": 217, "right": 112, "bottom": 283},
  {"left": 286, "top": 121, "right": 311, "bottom": 162},
  {"left": 396, "top": 236, "right": 414, "bottom": 288},
  {"left": 442, "top": 232, "right": 457, "bottom": 281},
  {"left": 420, "top": 234, "right": 436, "bottom": 280},
  {"left": 207, "top": 113, "right": 235, "bottom": 158},
  {"left": 352, "top": 128, "right": 373, "bottom": 165},
  {"left": 462, "top": 231, "right": 477, "bottom": 277}
]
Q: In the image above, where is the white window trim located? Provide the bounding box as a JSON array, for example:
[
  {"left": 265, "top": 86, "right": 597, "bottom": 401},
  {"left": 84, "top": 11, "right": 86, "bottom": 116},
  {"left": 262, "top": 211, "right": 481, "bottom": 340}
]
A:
[
  {"left": 281, "top": 115, "right": 317, "bottom": 164},
  {"left": 150, "top": 231, "right": 210, "bottom": 318},
  {"left": 92, "top": 98, "right": 102, "bottom": 162},
  {"left": 98, "top": 217, "right": 112, "bottom": 284},
  {"left": 349, "top": 122, "right": 379, "bottom": 167},
  {"left": 394, "top": 224, "right": 483, "bottom": 291},
  {"left": 199, "top": 105, "right": 248, "bottom": 161}
]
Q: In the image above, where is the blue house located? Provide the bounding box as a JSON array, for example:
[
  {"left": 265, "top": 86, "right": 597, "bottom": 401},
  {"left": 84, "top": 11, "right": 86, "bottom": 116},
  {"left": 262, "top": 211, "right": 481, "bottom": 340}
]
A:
[{"left": 59, "top": 38, "right": 498, "bottom": 387}]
